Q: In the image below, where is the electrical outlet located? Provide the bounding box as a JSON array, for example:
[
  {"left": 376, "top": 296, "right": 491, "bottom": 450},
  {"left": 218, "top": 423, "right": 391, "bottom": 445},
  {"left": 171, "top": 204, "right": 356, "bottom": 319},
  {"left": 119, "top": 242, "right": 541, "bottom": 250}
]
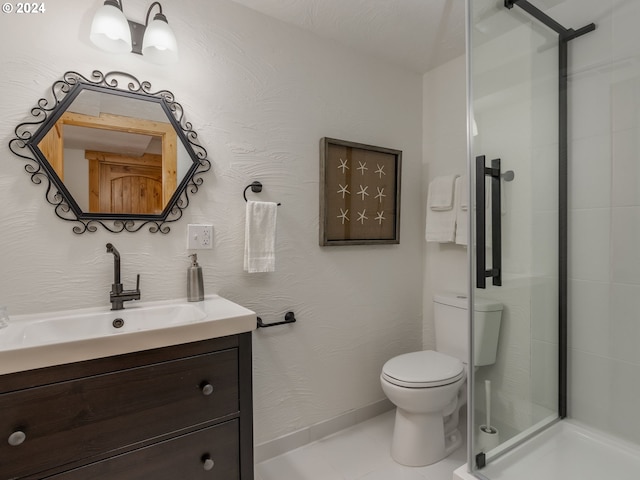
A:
[{"left": 187, "top": 224, "right": 213, "bottom": 249}]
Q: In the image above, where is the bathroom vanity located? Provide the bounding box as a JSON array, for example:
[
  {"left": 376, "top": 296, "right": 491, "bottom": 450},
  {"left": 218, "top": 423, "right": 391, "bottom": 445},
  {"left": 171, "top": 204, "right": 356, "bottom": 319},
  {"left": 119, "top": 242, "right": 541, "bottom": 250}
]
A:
[{"left": 0, "top": 296, "right": 255, "bottom": 479}]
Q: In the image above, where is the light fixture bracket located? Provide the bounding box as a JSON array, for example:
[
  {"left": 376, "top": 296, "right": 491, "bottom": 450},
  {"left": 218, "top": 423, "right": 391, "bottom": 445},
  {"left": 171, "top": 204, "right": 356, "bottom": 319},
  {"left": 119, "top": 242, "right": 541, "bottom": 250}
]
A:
[
  {"left": 127, "top": 20, "right": 145, "bottom": 55},
  {"left": 125, "top": 2, "right": 170, "bottom": 56}
]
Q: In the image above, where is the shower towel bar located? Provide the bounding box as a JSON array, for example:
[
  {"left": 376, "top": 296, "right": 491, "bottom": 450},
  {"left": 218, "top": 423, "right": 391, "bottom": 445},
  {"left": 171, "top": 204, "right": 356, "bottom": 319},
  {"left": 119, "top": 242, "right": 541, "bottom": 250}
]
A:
[
  {"left": 476, "top": 156, "right": 502, "bottom": 289},
  {"left": 243, "top": 181, "right": 281, "bottom": 205},
  {"left": 256, "top": 311, "right": 296, "bottom": 328}
]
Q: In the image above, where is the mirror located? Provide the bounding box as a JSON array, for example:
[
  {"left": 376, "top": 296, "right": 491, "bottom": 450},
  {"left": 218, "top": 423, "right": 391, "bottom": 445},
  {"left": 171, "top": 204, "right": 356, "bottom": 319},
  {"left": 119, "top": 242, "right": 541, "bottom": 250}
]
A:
[{"left": 9, "top": 71, "right": 210, "bottom": 233}]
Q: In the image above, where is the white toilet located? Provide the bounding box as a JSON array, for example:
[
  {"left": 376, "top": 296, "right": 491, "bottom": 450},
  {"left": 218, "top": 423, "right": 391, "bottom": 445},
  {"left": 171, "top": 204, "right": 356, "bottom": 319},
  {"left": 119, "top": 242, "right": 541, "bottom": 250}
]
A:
[{"left": 380, "top": 293, "right": 503, "bottom": 466}]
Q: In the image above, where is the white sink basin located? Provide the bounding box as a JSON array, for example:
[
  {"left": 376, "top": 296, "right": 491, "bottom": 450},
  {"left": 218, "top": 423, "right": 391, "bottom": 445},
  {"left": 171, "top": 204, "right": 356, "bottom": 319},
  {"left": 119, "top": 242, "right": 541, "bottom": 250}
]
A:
[
  {"left": 0, "top": 295, "right": 256, "bottom": 375},
  {"left": 3, "top": 303, "right": 208, "bottom": 347}
]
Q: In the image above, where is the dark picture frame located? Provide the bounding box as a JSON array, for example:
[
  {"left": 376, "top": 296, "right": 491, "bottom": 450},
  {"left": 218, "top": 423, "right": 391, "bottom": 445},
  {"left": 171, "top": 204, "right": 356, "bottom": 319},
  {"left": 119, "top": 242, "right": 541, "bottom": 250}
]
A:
[{"left": 320, "top": 137, "right": 402, "bottom": 246}]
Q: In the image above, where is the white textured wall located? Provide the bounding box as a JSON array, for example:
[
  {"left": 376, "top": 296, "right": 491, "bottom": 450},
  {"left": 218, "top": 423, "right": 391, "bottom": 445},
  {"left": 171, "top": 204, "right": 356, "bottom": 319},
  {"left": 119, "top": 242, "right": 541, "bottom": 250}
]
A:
[{"left": 0, "top": 0, "right": 423, "bottom": 445}]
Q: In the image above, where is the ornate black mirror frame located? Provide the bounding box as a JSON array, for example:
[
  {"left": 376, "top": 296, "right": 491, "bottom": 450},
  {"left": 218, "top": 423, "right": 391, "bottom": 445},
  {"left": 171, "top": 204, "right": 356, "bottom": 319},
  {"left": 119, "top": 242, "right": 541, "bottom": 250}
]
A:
[{"left": 9, "top": 70, "right": 211, "bottom": 234}]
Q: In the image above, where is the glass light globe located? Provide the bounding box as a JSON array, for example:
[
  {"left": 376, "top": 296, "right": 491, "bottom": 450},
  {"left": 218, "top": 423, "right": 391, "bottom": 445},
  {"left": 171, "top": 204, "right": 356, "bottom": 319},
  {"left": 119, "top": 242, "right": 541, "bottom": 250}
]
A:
[
  {"left": 90, "top": 2, "right": 132, "bottom": 54},
  {"left": 142, "top": 16, "right": 178, "bottom": 64}
]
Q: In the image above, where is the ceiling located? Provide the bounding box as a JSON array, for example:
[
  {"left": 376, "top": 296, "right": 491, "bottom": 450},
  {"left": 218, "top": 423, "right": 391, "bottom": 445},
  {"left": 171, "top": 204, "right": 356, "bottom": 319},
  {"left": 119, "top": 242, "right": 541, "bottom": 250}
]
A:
[{"left": 228, "top": 0, "right": 466, "bottom": 74}]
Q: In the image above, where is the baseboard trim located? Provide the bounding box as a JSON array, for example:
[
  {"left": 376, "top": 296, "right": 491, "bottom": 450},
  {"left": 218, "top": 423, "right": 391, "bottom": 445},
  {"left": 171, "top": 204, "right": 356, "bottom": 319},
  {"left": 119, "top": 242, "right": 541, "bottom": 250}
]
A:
[{"left": 254, "top": 398, "right": 394, "bottom": 464}]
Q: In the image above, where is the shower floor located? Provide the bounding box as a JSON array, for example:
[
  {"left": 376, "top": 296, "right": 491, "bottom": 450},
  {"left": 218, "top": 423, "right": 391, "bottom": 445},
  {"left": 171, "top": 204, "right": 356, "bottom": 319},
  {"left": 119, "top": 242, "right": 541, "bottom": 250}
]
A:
[{"left": 454, "top": 420, "right": 640, "bottom": 480}]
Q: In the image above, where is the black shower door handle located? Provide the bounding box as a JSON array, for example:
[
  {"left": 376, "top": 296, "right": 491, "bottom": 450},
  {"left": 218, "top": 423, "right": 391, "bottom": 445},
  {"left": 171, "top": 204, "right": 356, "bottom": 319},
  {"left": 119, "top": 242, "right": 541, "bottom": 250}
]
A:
[{"left": 475, "top": 155, "right": 502, "bottom": 289}]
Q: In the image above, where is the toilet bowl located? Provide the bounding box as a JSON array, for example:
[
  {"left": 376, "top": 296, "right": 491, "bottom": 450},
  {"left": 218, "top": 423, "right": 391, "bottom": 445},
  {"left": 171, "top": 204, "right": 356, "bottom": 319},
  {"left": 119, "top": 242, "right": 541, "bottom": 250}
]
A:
[
  {"left": 380, "top": 293, "right": 503, "bottom": 467},
  {"left": 381, "top": 350, "right": 466, "bottom": 466}
]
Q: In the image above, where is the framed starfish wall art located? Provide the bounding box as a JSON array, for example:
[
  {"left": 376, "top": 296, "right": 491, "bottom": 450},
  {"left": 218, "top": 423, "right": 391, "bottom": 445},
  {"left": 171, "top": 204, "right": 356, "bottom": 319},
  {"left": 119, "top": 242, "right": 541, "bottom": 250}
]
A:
[{"left": 320, "top": 137, "right": 402, "bottom": 246}]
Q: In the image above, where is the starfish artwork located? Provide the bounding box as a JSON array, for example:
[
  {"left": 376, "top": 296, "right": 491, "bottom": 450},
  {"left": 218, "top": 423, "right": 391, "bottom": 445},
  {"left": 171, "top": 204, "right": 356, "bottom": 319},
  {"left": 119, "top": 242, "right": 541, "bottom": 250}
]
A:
[
  {"left": 321, "top": 139, "right": 400, "bottom": 244},
  {"left": 337, "top": 184, "right": 350, "bottom": 198},
  {"left": 338, "top": 158, "right": 349, "bottom": 173},
  {"left": 337, "top": 208, "right": 350, "bottom": 224},
  {"left": 356, "top": 185, "right": 369, "bottom": 200}
]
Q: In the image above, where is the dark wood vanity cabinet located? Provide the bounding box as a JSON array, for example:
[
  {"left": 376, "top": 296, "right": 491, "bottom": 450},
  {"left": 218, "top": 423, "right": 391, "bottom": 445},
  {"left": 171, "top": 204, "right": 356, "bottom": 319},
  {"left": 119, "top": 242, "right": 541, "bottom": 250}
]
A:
[{"left": 0, "top": 333, "right": 253, "bottom": 480}]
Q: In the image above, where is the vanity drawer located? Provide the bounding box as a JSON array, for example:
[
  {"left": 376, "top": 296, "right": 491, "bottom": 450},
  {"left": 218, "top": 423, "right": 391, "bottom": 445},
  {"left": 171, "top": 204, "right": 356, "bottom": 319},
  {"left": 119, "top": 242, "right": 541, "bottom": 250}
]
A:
[
  {"left": 47, "top": 419, "right": 239, "bottom": 480},
  {"left": 0, "top": 349, "right": 238, "bottom": 479}
]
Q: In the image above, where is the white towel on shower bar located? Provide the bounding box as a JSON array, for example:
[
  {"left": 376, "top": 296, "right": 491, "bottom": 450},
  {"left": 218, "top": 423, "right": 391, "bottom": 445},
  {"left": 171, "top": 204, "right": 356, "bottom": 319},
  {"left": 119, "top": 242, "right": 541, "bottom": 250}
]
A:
[
  {"left": 425, "top": 176, "right": 459, "bottom": 243},
  {"left": 458, "top": 174, "right": 468, "bottom": 212},
  {"left": 455, "top": 176, "right": 468, "bottom": 246},
  {"left": 428, "top": 174, "right": 458, "bottom": 211},
  {"left": 244, "top": 200, "right": 277, "bottom": 273}
]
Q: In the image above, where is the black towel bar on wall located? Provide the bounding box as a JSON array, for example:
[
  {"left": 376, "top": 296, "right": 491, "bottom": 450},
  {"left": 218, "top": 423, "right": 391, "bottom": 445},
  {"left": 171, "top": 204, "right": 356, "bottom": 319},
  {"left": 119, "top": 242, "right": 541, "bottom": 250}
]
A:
[{"left": 256, "top": 311, "right": 296, "bottom": 328}]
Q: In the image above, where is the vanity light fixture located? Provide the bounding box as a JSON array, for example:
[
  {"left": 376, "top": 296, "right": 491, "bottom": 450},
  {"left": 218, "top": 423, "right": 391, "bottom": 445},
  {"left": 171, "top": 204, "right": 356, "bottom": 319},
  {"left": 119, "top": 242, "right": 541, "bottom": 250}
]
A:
[{"left": 90, "top": 0, "right": 178, "bottom": 64}]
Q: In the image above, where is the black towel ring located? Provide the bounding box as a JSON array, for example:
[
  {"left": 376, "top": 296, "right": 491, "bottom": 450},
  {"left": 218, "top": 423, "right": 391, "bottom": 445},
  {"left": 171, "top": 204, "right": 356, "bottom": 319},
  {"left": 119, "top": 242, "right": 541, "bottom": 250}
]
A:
[{"left": 243, "top": 181, "right": 281, "bottom": 205}]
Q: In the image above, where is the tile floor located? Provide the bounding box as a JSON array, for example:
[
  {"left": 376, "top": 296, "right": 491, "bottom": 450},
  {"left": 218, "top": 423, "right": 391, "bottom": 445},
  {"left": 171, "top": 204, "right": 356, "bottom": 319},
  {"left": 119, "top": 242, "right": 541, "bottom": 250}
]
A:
[{"left": 255, "top": 410, "right": 467, "bottom": 480}]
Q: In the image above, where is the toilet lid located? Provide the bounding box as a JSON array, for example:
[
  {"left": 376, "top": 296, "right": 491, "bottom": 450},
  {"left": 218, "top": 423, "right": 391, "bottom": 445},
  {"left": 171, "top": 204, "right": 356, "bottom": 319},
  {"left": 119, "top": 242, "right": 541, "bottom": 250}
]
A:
[{"left": 382, "top": 350, "right": 465, "bottom": 388}]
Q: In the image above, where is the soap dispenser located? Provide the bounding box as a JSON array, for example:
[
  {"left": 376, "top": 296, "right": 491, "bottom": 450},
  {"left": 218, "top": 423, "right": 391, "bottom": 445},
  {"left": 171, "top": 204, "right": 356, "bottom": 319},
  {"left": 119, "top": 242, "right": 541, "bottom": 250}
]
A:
[{"left": 187, "top": 254, "right": 204, "bottom": 302}]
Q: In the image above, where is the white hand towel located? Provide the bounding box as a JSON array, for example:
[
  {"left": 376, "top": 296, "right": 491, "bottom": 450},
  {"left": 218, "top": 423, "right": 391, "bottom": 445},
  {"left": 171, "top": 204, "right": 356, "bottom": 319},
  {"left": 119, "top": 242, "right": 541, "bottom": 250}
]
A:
[
  {"left": 458, "top": 174, "right": 469, "bottom": 212},
  {"left": 429, "top": 175, "right": 459, "bottom": 211},
  {"left": 455, "top": 176, "right": 468, "bottom": 246},
  {"left": 244, "top": 200, "right": 277, "bottom": 273},
  {"left": 425, "top": 177, "right": 458, "bottom": 243}
]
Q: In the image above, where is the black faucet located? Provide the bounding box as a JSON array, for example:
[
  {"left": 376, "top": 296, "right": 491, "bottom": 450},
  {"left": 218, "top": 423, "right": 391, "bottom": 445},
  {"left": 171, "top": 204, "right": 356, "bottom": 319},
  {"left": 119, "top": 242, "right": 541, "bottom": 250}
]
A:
[{"left": 106, "top": 243, "right": 141, "bottom": 310}]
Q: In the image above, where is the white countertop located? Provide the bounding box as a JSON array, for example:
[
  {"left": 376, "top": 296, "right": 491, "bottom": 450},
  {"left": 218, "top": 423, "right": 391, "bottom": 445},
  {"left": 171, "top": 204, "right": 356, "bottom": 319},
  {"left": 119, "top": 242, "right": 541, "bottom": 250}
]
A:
[{"left": 0, "top": 295, "right": 256, "bottom": 375}]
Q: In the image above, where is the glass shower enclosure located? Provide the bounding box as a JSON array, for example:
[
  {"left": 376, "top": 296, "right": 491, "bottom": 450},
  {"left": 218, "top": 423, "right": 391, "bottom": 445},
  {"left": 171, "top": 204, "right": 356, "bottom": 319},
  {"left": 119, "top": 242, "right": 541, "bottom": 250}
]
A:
[{"left": 467, "top": 0, "right": 594, "bottom": 473}]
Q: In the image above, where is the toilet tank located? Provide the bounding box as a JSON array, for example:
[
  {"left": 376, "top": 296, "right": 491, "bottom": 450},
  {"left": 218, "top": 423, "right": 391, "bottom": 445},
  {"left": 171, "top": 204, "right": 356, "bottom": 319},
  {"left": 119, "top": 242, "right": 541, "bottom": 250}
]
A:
[{"left": 434, "top": 293, "right": 503, "bottom": 367}]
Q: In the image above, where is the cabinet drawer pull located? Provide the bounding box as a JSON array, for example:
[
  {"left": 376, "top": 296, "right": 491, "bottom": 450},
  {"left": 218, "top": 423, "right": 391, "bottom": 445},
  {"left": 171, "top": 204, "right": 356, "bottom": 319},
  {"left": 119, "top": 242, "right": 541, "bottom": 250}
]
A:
[
  {"left": 200, "top": 382, "right": 214, "bottom": 396},
  {"left": 8, "top": 431, "right": 26, "bottom": 446},
  {"left": 201, "top": 454, "right": 215, "bottom": 471}
]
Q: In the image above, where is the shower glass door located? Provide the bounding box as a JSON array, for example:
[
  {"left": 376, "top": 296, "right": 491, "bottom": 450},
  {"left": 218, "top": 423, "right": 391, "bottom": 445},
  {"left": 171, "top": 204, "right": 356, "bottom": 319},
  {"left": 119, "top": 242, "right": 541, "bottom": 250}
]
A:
[{"left": 468, "top": 0, "right": 561, "bottom": 471}]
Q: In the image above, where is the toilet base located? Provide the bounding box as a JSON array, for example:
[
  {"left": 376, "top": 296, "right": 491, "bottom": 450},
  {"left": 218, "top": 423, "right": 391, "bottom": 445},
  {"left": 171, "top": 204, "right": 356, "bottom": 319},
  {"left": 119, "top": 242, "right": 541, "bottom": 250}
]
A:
[{"left": 390, "top": 408, "right": 463, "bottom": 466}]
